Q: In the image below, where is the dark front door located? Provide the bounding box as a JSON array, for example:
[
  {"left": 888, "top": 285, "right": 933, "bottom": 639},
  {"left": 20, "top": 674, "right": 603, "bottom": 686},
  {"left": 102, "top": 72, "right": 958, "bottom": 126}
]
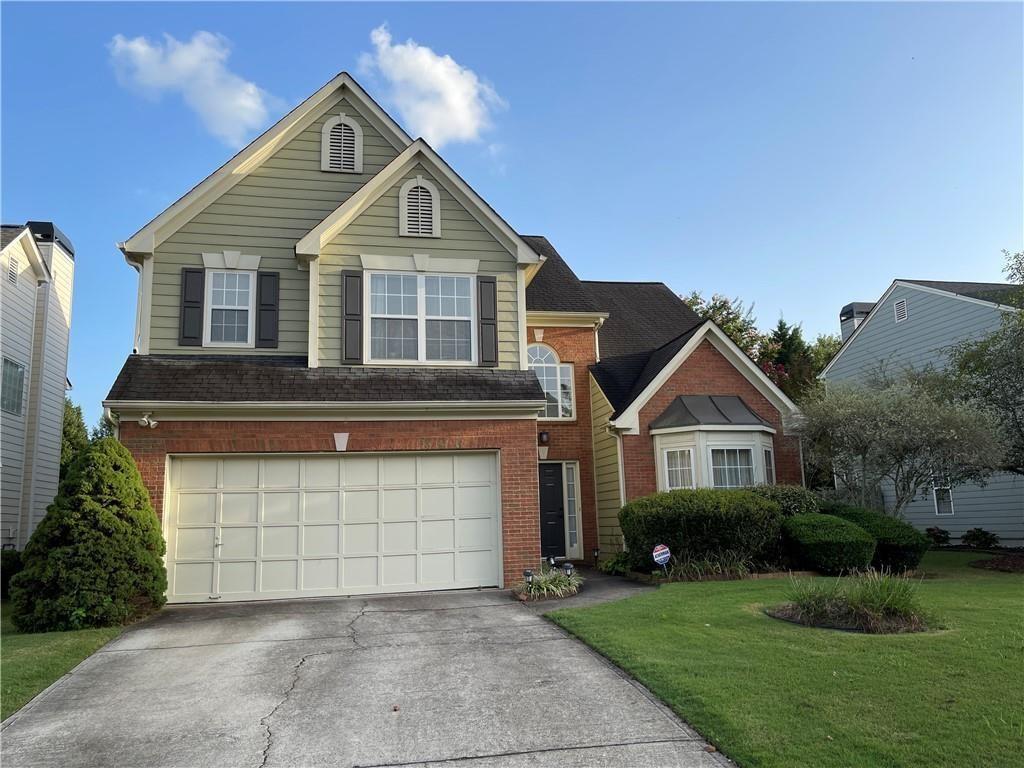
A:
[{"left": 539, "top": 463, "right": 565, "bottom": 558}]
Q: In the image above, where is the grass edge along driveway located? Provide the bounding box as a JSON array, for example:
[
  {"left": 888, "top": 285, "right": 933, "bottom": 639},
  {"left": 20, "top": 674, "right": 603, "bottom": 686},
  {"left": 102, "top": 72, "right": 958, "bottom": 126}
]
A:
[
  {"left": 1, "top": 604, "right": 121, "bottom": 720},
  {"left": 548, "top": 552, "right": 1024, "bottom": 768}
]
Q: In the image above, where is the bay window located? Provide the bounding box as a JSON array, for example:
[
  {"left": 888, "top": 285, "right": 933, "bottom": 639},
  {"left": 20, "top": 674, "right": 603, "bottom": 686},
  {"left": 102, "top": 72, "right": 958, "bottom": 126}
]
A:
[
  {"left": 665, "top": 449, "right": 695, "bottom": 490},
  {"left": 710, "top": 448, "right": 755, "bottom": 488}
]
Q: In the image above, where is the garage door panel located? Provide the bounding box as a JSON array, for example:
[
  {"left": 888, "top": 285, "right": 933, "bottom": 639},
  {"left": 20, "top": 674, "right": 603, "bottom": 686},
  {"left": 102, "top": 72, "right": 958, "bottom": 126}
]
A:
[
  {"left": 263, "top": 492, "right": 300, "bottom": 522},
  {"left": 303, "top": 524, "right": 340, "bottom": 556},
  {"left": 221, "top": 527, "right": 258, "bottom": 558},
  {"left": 222, "top": 493, "right": 258, "bottom": 523},
  {"left": 219, "top": 561, "right": 257, "bottom": 593},
  {"left": 178, "top": 494, "right": 216, "bottom": 525},
  {"left": 167, "top": 452, "right": 499, "bottom": 602}
]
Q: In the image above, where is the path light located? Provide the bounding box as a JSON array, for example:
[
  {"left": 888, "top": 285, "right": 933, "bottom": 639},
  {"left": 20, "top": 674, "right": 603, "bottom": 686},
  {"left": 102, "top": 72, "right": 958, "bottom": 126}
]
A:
[
  {"left": 592, "top": 547, "right": 600, "bottom": 566},
  {"left": 523, "top": 570, "right": 534, "bottom": 585},
  {"left": 563, "top": 562, "right": 575, "bottom": 578},
  {"left": 547, "top": 556, "right": 556, "bottom": 569}
]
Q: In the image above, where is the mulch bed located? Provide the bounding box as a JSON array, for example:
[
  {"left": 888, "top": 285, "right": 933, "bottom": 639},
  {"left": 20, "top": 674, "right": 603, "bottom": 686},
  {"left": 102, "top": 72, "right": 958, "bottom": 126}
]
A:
[
  {"left": 766, "top": 604, "right": 930, "bottom": 634},
  {"left": 970, "top": 553, "right": 1024, "bottom": 573}
]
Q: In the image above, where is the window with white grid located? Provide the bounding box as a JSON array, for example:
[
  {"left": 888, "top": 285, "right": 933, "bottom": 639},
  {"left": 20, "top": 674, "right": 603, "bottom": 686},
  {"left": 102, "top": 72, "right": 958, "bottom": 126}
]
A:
[
  {"left": 205, "top": 271, "right": 254, "bottom": 346},
  {"left": 528, "top": 345, "right": 574, "bottom": 419},
  {"left": 665, "top": 449, "right": 695, "bottom": 490},
  {"left": 711, "top": 448, "right": 755, "bottom": 488}
]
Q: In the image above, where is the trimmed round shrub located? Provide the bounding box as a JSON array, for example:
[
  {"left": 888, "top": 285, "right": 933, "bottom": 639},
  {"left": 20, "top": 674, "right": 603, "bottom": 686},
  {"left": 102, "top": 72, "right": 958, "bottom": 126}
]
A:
[
  {"left": 961, "top": 528, "right": 1000, "bottom": 549},
  {"left": 925, "top": 527, "right": 951, "bottom": 547},
  {"left": 10, "top": 438, "right": 167, "bottom": 632},
  {"left": 1, "top": 549, "right": 24, "bottom": 600},
  {"left": 826, "top": 506, "right": 929, "bottom": 571},
  {"left": 782, "top": 513, "right": 876, "bottom": 575},
  {"left": 749, "top": 485, "right": 820, "bottom": 517},
  {"left": 618, "top": 489, "right": 783, "bottom": 571}
]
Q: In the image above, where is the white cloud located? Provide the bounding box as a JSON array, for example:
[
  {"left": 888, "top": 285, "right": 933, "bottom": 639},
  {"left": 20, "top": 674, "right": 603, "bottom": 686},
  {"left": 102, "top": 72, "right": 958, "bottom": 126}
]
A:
[
  {"left": 109, "top": 31, "right": 273, "bottom": 147},
  {"left": 359, "top": 25, "right": 505, "bottom": 148}
]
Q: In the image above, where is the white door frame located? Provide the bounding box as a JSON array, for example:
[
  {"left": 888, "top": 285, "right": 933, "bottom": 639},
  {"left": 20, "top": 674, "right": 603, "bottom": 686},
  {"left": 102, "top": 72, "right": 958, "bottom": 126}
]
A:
[{"left": 538, "top": 459, "right": 582, "bottom": 560}]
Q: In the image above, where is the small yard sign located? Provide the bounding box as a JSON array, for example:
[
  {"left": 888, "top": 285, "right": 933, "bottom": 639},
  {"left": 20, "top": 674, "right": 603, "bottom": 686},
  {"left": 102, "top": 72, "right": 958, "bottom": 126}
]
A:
[{"left": 652, "top": 544, "right": 671, "bottom": 566}]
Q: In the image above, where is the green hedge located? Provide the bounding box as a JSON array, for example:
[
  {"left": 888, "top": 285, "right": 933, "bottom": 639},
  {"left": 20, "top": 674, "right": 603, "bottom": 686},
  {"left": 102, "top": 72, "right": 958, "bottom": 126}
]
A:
[
  {"left": 782, "top": 513, "right": 876, "bottom": 575},
  {"left": 10, "top": 438, "right": 167, "bottom": 632},
  {"left": 749, "top": 485, "right": 820, "bottom": 516},
  {"left": 618, "top": 489, "right": 783, "bottom": 571},
  {"left": 1, "top": 549, "right": 23, "bottom": 600},
  {"left": 826, "top": 505, "right": 930, "bottom": 571}
]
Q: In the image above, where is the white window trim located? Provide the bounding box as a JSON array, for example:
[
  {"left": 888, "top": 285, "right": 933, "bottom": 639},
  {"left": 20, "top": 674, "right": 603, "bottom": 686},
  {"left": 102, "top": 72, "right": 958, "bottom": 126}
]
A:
[
  {"left": 202, "top": 269, "right": 256, "bottom": 348},
  {"left": 363, "top": 270, "right": 477, "bottom": 366},
  {"left": 320, "top": 113, "right": 364, "bottom": 173},
  {"left": 1, "top": 357, "right": 27, "bottom": 416},
  {"left": 663, "top": 448, "right": 696, "bottom": 490},
  {"left": 764, "top": 447, "right": 776, "bottom": 486},
  {"left": 528, "top": 344, "right": 576, "bottom": 421},
  {"left": 932, "top": 485, "right": 955, "bottom": 516},
  {"left": 399, "top": 176, "right": 442, "bottom": 238}
]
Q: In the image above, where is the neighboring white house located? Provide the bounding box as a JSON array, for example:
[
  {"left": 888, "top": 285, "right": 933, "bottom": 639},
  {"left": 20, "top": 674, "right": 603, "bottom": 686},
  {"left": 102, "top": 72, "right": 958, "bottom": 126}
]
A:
[
  {"left": 1, "top": 222, "right": 76, "bottom": 549},
  {"left": 822, "top": 279, "right": 1023, "bottom": 546}
]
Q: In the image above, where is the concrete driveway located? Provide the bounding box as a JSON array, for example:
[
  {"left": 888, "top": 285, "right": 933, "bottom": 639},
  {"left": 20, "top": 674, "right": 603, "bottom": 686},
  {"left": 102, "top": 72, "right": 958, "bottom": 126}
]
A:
[{"left": 1, "top": 591, "right": 728, "bottom": 767}]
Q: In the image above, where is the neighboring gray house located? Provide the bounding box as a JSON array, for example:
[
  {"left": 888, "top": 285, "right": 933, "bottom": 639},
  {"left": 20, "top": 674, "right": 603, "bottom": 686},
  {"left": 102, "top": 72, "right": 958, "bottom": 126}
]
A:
[
  {"left": 1, "top": 222, "right": 76, "bottom": 549},
  {"left": 822, "top": 279, "right": 1023, "bottom": 546}
]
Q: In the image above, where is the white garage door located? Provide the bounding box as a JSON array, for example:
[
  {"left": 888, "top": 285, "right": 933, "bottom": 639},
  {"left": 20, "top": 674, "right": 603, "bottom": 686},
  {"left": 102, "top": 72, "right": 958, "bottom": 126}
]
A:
[{"left": 165, "top": 452, "right": 501, "bottom": 603}]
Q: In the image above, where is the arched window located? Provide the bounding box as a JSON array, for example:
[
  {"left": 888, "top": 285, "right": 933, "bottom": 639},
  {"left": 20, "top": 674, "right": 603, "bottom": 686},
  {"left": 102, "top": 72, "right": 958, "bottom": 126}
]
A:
[
  {"left": 399, "top": 176, "right": 441, "bottom": 237},
  {"left": 321, "top": 113, "right": 363, "bottom": 173},
  {"left": 528, "top": 344, "right": 574, "bottom": 419}
]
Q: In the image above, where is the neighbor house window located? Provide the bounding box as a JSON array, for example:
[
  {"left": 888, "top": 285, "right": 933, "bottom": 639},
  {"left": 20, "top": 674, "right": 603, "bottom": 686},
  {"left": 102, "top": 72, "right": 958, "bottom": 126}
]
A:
[
  {"left": 1, "top": 358, "right": 26, "bottom": 416},
  {"left": 764, "top": 448, "right": 776, "bottom": 485},
  {"left": 711, "top": 448, "right": 755, "bottom": 488},
  {"left": 665, "top": 449, "right": 695, "bottom": 490},
  {"left": 528, "top": 344, "right": 574, "bottom": 419},
  {"left": 204, "top": 270, "right": 255, "bottom": 346},
  {"left": 932, "top": 474, "right": 954, "bottom": 515},
  {"left": 400, "top": 176, "right": 441, "bottom": 237},
  {"left": 321, "top": 114, "right": 363, "bottom": 173},
  {"left": 368, "top": 272, "right": 474, "bottom": 363}
]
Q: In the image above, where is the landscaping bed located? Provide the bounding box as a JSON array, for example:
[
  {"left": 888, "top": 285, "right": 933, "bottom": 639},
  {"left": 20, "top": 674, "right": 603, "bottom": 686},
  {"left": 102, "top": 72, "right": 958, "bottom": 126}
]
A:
[
  {"left": 548, "top": 552, "right": 1022, "bottom": 768},
  {"left": 970, "top": 552, "right": 1024, "bottom": 573}
]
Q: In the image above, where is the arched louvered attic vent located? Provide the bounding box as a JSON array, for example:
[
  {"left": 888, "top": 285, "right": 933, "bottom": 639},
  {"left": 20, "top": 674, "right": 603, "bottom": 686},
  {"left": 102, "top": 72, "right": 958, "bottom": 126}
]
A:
[
  {"left": 399, "top": 176, "right": 441, "bottom": 237},
  {"left": 320, "top": 114, "right": 363, "bottom": 173}
]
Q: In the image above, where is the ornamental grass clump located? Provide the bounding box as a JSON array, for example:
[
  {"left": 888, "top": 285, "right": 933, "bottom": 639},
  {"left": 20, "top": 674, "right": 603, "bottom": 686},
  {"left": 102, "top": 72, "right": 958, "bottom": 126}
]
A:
[
  {"left": 770, "top": 569, "right": 933, "bottom": 634},
  {"left": 514, "top": 565, "right": 583, "bottom": 601}
]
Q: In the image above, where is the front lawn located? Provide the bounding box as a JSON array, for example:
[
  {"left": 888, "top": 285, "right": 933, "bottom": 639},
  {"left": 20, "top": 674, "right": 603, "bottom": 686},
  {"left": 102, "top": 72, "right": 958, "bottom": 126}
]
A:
[
  {"left": 1, "top": 603, "right": 121, "bottom": 720},
  {"left": 549, "top": 552, "right": 1024, "bottom": 768}
]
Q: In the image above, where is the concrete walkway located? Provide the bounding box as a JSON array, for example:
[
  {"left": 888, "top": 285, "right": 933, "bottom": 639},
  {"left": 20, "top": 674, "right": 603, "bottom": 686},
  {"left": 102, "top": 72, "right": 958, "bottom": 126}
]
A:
[{"left": 1, "top": 588, "right": 728, "bottom": 768}]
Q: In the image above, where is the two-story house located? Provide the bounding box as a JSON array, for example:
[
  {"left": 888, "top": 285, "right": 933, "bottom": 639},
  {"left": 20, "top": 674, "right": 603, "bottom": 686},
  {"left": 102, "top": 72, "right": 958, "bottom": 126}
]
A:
[
  {"left": 822, "top": 279, "right": 1023, "bottom": 545},
  {"left": 1, "top": 221, "right": 76, "bottom": 549},
  {"left": 105, "top": 72, "right": 801, "bottom": 603}
]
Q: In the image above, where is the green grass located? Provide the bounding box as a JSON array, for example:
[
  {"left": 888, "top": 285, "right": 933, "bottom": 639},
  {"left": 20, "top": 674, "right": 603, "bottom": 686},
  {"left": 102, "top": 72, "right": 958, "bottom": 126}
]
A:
[
  {"left": 549, "top": 552, "right": 1024, "bottom": 768},
  {"left": 1, "top": 603, "right": 121, "bottom": 720}
]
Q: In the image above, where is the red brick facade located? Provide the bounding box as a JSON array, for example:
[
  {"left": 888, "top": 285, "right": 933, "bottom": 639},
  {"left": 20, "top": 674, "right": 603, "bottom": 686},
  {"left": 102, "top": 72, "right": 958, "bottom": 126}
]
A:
[
  {"left": 621, "top": 340, "right": 802, "bottom": 500},
  {"left": 526, "top": 325, "right": 599, "bottom": 559},
  {"left": 118, "top": 418, "right": 540, "bottom": 588}
]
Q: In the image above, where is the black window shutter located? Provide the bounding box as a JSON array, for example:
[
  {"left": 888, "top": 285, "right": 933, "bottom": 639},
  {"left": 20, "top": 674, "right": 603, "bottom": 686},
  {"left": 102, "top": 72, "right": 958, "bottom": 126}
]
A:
[
  {"left": 477, "top": 275, "right": 498, "bottom": 367},
  {"left": 255, "top": 271, "right": 280, "bottom": 348},
  {"left": 179, "top": 268, "right": 205, "bottom": 346},
  {"left": 342, "top": 270, "right": 363, "bottom": 364}
]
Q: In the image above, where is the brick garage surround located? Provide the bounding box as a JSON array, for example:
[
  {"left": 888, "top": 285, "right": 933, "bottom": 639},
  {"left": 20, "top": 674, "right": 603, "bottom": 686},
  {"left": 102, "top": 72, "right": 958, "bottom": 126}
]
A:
[
  {"left": 621, "top": 340, "right": 802, "bottom": 500},
  {"left": 119, "top": 418, "right": 541, "bottom": 588},
  {"left": 528, "top": 325, "right": 599, "bottom": 559}
]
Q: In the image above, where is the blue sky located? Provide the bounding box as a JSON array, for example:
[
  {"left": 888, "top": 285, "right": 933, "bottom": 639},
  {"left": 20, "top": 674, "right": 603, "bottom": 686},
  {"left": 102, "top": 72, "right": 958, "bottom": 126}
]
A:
[{"left": 3, "top": 2, "right": 1022, "bottom": 426}]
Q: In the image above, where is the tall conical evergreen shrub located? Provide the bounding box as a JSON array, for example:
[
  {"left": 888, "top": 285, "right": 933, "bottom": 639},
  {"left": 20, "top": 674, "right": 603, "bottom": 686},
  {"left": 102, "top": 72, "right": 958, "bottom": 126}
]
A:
[{"left": 11, "top": 438, "right": 167, "bottom": 631}]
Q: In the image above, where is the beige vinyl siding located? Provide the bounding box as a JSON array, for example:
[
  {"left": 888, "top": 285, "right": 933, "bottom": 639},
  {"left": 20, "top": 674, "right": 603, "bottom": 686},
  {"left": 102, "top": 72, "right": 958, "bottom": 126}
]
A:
[
  {"left": 19, "top": 245, "right": 75, "bottom": 542},
  {"left": 318, "top": 165, "right": 520, "bottom": 368},
  {"left": 591, "top": 375, "right": 624, "bottom": 551},
  {"left": 148, "top": 93, "right": 402, "bottom": 355},
  {"left": 0, "top": 240, "right": 38, "bottom": 541}
]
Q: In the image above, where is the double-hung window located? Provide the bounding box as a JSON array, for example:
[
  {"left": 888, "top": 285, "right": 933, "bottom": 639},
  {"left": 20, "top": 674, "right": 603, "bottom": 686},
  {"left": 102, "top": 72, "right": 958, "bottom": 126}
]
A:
[
  {"left": 368, "top": 272, "right": 475, "bottom": 363},
  {"left": 764, "top": 448, "right": 776, "bottom": 485},
  {"left": 932, "top": 473, "right": 954, "bottom": 515},
  {"left": 527, "top": 344, "right": 574, "bottom": 419},
  {"left": 205, "top": 270, "right": 255, "bottom": 346},
  {"left": 711, "top": 448, "right": 755, "bottom": 488},
  {"left": 665, "top": 449, "right": 695, "bottom": 490},
  {"left": 1, "top": 358, "right": 26, "bottom": 416}
]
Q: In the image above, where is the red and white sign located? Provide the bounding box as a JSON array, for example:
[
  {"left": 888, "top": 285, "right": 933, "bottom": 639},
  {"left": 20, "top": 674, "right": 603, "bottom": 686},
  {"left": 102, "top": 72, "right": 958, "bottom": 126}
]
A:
[{"left": 652, "top": 544, "right": 671, "bottom": 566}]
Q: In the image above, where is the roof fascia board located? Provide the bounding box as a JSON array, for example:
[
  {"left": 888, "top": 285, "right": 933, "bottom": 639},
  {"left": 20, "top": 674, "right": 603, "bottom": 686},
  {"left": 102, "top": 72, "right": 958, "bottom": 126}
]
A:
[
  {"left": 894, "top": 280, "right": 1022, "bottom": 312},
  {"left": 610, "top": 323, "right": 799, "bottom": 434},
  {"left": 296, "top": 140, "right": 540, "bottom": 265},
  {"left": 120, "top": 73, "right": 411, "bottom": 257},
  {"left": 649, "top": 424, "right": 776, "bottom": 436},
  {"left": 526, "top": 310, "right": 609, "bottom": 328},
  {"left": 3, "top": 228, "right": 50, "bottom": 282}
]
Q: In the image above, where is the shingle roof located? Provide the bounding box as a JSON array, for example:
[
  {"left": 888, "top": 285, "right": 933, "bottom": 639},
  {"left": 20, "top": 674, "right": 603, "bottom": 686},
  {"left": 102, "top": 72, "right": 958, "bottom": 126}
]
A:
[
  {"left": 522, "top": 235, "right": 602, "bottom": 313},
  {"left": 649, "top": 395, "right": 772, "bottom": 431},
  {"left": 106, "top": 355, "right": 545, "bottom": 404},
  {"left": 902, "top": 279, "right": 1019, "bottom": 304},
  {"left": 1, "top": 225, "right": 25, "bottom": 250},
  {"left": 581, "top": 281, "right": 703, "bottom": 358}
]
